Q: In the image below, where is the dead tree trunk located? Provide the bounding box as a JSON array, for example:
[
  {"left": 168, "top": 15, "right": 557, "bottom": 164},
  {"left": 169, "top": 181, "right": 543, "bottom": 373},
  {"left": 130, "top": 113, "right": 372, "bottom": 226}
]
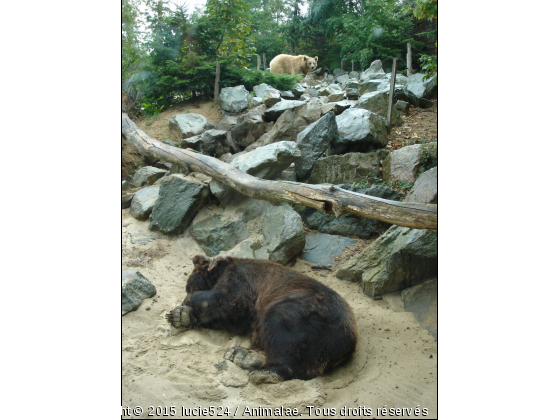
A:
[{"left": 122, "top": 113, "right": 437, "bottom": 230}]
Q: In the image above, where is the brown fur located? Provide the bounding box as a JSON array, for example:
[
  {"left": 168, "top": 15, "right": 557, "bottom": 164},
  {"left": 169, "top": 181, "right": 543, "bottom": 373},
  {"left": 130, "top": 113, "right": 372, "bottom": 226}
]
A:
[
  {"left": 270, "top": 54, "right": 318, "bottom": 75},
  {"left": 169, "top": 256, "right": 358, "bottom": 382}
]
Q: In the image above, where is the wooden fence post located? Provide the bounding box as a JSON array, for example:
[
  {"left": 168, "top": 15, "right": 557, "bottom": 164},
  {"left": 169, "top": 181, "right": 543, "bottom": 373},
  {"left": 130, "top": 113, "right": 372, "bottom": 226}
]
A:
[
  {"left": 387, "top": 58, "right": 397, "bottom": 133},
  {"left": 407, "top": 43, "right": 412, "bottom": 77},
  {"left": 214, "top": 61, "right": 220, "bottom": 104}
]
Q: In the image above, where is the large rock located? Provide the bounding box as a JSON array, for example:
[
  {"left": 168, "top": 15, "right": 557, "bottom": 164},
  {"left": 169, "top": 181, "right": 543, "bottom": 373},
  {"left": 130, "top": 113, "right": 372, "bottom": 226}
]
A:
[
  {"left": 321, "top": 100, "right": 354, "bottom": 116},
  {"left": 359, "top": 80, "right": 384, "bottom": 95},
  {"left": 251, "top": 98, "right": 323, "bottom": 149},
  {"left": 294, "top": 111, "right": 338, "bottom": 181},
  {"left": 301, "top": 233, "right": 355, "bottom": 266},
  {"left": 262, "top": 204, "right": 305, "bottom": 265},
  {"left": 219, "top": 85, "right": 252, "bottom": 114},
  {"left": 296, "top": 183, "right": 398, "bottom": 238},
  {"left": 263, "top": 99, "right": 306, "bottom": 122},
  {"left": 382, "top": 142, "right": 437, "bottom": 184},
  {"left": 332, "top": 108, "right": 388, "bottom": 154},
  {"left": 308, "top": 151, "right": 387, "bottom": 185},
  {"left": 359, "top": 59, "right": 386, "bottom": 82},
  {"left": 122, "top": 270, "right": 156, "bottom": 314},
  {"left": 148, "top": 175, "right": 209, "bottom": 235},
  {"left": 229, "top": 241, "right": 270, "bottom": 260},
  {"left": 169, "top": 113, "right": 215, "bottom": 140},
  {"left": 405, "top": 167, "right": 437, "bottom": 204},
  {"left": 292, "top": 83, "right": 305, "bottom": 98},
  {"left": 130, "top": 186, "right": 159, "bottom": 220},
  {"left": 216, "top": 115, "right": 238, "bottom": 131},
  {"left": 405, "top": 73, "right": 437, "bottom": 106},
  {"left": 131, "top": 166, "right": 167, "bottom": 187},
  {"left": 253, "top": 83, "right": 282, "bottom": 107},
  {"left": 210, "top": 142, "right": 301, "bottom": 202},
  {"left": 181, "top": 129, "right": 229, "bottom": 157},
  {"left": 401, "top": 279, "right": 437, "bottom": 339},
  {"left": 353, "top": 90, "right": 401, "bottom": 126},
  {"left": 336, "top": 225, "right": 437, "bottom": 297},
  {"left": 230, "top": 105, "right": 270, "bottom": 149},
  {"left": 191, "top": 214, "right": 250, "bottom": 257}
]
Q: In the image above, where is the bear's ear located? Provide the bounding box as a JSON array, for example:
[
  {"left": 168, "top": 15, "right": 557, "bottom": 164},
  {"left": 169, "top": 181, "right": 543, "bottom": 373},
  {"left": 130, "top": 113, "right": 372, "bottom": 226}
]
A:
[
  {"left": 208, "top": 256, "right": 234, "bottom": 271},
  {"left": 193, "top": 255, "right": 209, "bottom": 268},
  {"left": 314, "top": 56, "right": 318, "bottom": 63}
]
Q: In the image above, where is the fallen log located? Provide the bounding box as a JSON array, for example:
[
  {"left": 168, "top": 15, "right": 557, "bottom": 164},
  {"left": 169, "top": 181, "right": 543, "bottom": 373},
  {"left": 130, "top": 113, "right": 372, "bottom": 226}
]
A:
[{"left": 122, "top": 113, "right": 437, "bottom": 229}]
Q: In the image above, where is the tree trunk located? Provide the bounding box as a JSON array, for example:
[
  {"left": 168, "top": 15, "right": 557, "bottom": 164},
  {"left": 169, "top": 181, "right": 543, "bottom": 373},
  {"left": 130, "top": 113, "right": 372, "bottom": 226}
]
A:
[
  {"left": 407, "top": 43, "right": 413, "bottom": 77},
  {"left": 121, "top": 113, "right": 437, "bottom": 230},
  {"left": 387, "top": 58, "right": 398, "bottom": 133},
  {"left": 263, "top": 53, "right": 267, "bottom": 70},
  {"left": 213, "top": 61, "right": 220, "bottom": 104},
  {"left": 257, "top": 54, "right": 261, "bottom": 71}
]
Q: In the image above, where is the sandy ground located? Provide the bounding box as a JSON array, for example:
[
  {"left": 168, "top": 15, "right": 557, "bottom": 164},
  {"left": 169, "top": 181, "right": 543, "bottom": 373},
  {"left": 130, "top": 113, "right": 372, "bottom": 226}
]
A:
[{"left": 122, "top": 205, "right": 438, "bottom": 419}]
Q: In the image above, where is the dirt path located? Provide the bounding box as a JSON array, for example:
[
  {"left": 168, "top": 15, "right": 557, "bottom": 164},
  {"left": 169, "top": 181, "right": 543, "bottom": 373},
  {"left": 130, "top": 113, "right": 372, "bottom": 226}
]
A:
[{"left": 121, "top": 209, "right": 437, "bottom": 419}]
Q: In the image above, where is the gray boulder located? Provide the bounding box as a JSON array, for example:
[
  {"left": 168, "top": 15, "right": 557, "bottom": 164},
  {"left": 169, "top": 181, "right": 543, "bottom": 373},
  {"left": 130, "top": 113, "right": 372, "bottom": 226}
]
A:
[
  {"left": 405, "top": 166, "right": 437, "bottom": 204},
  {"left": 308, "top": 150, "right": 386, "bottom": 185},
  {"left": 219, "top": 85, "right": 252, "bottom": 114},
  {"left": 216, "top": 115, "right": 238, "bottom": 131},
  {"left": 333, "top": 68, "right": 347, "bottom": 77},
  {"left": 230, "top": 105, "right": 270, "bottom": 149},
  {"left": 395, "top": 100, "right": 410, "bottom": 113},
  {"left": 345, "top": 88, "right": 359, "bottom": 100},
  {"left": 359, "top": 59, "right": 386, "bottom": 82},
  {"left": 230, "top": 241, "right": 270, "bottom": 260},
  {"left": 250, "top": 96, "right": 264, "bottom": 107},
  {"left": 306, "top": 88, "right": 319, "bottom": 98},
  {"left": 292, "top": 83, "right": 305, "bottom": 98},
  {"left": 336, "top": 225, "right": 437, "bottom": 297},
  {"left": 294, "top": 111, "right": 338, "bottom": 181},
  {"left": 401, "top": 279, "right": 437, "bottom": 339},
  {"left": 122, "top": 270, "right": 157, "bottom": 314},
  {"left": 253, "top": 83, "right": 282, "bottom": 107},
  {"left": 122, "top": 186, "right": 141, "bottom": 209},
  {"left": 251, "top": 98, "right": 323, "bottom": 149},
  {"left": 328, "top": 92, "right": 345, "bottom": 102},
  {"left": 263, "top": 99, "right": 307, "bottom": 122},
  {"left": 335, "top": 74, "right": 351, "bottom": 85},
  {"left": 210, "top": 141, "right": 301, "bottom": 202},
  {"left": 349, "top": 71, "right": 360, "bottom": 79},
  {"left": 297, "top": 184, "right": 398, "bottom": 238},
  {"left": 262, "top": 204, "right": 305, "bottom": 265},
  {"left": 353, "top": 90, "right": 401, "bottom": 126},
  {"left": 332, "top": 108, "right": 388, "bottom": 154},
  {"left": 405, "top": 73, "right": 437, "bottom": 106},
  {"left": 359, "top": 80, "right": 384, "bottom": 96},
  {"left": 130, "top": 186, "right": 159, "bottom": 220},
  {"left": 122, "top": 180, "right": 136, "bottom": 192},
  {"left": 191, "top": 214, "right": 250, "bottom": 257},
  {"left": 131, "top": 166, "right": 167, "bottom": 188},
  {"left": 280, "top": 90, "right": 295, "bottom": 99},
  {"left": 169, "top": 113, "right": 215, "bottom": 140},
  {"left": 321, "top": 100, "right": 354, "bottom": 116},
  {"left": 301, "top": 233, "right": 355, "bottom": 266},
  {"left": 148, "top": 175, "right": 209, "bottom": 235},
  {"left": 181, "top": 129, "right": 229, "bottom": 157},
  {"left": 382, "top": 142, "right": 437, "bottom": 184}
]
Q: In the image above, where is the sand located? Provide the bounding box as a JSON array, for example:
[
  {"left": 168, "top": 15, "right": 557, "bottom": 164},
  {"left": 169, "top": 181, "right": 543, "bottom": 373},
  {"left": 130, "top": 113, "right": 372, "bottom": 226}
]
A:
[{"left": 122, "top": 206, "right": 437, "bottom": 419}]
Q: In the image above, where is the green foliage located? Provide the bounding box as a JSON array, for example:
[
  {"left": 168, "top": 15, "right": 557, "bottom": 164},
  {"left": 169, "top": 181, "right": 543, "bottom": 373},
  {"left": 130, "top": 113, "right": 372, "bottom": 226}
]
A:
[
  {"left": 418, "top": 142, "right": 437, "bottom": 174},
  {"left": 412, "top": 0, "right": 437, "bottom": 21},
  {"left": 352, "top": 175, "right": 415, "bottom": 201},
  {"left": 419, "top": 54, "right": 437, "bottom": 82}
]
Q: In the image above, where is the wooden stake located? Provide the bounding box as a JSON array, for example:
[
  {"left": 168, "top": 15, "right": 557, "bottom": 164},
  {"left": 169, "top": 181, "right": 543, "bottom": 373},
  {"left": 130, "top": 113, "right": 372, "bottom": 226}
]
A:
[
  {"left": 387, "top": 57, "right": 397, "bottom": 133},
  {"left": 214, "top": 61, "right": 220, "bottom": 104},
  {"left": 407, "top": 43, "right": 412, "bottom": 77}
]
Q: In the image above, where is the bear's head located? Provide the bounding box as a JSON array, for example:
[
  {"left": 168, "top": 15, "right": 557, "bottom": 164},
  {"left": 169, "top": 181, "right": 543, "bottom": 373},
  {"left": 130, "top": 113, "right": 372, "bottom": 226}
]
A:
[
  {"left": 303, "top": 55, "right": 318, "bottom": 72},
  {"left": 183, "top": 255, "right": 233, "bottom": 304}
]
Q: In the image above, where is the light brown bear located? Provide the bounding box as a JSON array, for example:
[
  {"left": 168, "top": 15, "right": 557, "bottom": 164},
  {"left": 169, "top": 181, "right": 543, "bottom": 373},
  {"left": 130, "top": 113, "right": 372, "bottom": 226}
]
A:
[{"left": 270, "top": 54, "right": 318, "bottom": 75}]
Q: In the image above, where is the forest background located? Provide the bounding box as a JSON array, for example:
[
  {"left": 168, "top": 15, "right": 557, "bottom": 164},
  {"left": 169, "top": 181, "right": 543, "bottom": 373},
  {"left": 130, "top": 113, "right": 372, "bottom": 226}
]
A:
[{"left": 121, "top": 0, "right": 437, "bottom": 115}]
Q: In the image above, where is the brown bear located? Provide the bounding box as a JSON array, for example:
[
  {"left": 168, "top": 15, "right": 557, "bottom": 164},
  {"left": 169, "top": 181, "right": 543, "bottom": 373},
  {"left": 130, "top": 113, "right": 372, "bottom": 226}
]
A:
[
  {"left": 270, "top": 54, "right": 318, "bottom": 75},
  {"left": 166, "top": 255, "right": 358, "bottom": 384}
]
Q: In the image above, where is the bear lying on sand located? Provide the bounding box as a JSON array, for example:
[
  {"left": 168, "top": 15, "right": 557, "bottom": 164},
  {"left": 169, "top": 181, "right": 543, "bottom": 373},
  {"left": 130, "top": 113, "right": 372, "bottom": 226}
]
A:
[
  {"left": 270, "top": 54, "right": 318, "bottom": 75},
  {"left": 167, "top": 255, "right": 358, "bottom": 384}
]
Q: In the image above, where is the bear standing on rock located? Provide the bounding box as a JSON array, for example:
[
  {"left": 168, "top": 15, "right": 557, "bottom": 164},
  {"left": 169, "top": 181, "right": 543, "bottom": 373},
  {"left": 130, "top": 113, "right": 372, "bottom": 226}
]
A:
[
  {"left": 270, "top": 54, "right": 318, "bottom": 75},
  {"left": 166, "top": 255, "right": 358, "bottom": 384}
]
